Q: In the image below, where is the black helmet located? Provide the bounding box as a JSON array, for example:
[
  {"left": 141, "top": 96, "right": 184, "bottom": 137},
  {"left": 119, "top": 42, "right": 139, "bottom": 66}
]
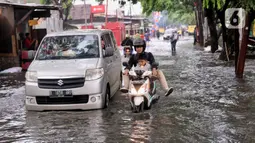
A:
[{"left": 133, "top": 38, "right": 146, "bottom": 52}]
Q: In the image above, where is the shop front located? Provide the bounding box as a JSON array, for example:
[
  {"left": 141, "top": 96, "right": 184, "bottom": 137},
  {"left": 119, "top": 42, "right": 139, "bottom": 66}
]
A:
[{"left": 0, "top": 2, "right": 59, "bottom": 71}]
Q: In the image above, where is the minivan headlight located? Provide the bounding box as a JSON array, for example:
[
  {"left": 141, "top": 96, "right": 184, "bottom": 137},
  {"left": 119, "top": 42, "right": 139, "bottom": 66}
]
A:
[
  {"left": 25, "top": 71, "right": 38, "bottom": 82},
  {"left": 85, "top": 68, "right": 104, "bottom": 80}
]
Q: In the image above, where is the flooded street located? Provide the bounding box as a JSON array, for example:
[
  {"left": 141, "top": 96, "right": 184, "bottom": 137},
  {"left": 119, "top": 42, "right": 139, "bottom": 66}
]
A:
[{"left": 0, "top": 37, "right": 255, "bottom": 142}]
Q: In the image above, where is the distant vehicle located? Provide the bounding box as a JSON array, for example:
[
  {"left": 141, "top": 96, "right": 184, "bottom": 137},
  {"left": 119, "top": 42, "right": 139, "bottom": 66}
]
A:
[
  {"left": 25, "top": 29, "right": 122, "bottom": 111},
  {"left": 186, "top": 25, "right": 196, "bottom": 35},
  {"left": 177, "top": 29, "right": 182, "bottom": 36},
  {"left": 163, "top": 28, "right": 175, "bottom": 40}
]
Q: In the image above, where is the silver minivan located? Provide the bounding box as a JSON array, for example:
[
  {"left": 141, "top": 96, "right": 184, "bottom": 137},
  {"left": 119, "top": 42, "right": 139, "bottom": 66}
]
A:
[{"left": 25, "top": 29, "right": 122, "bottom": 111}]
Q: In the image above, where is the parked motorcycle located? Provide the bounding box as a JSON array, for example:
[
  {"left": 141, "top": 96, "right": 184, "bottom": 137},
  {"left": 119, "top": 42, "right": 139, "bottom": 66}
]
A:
[{"left": 123, "top": 62, "right": 160, "bottom": 113}]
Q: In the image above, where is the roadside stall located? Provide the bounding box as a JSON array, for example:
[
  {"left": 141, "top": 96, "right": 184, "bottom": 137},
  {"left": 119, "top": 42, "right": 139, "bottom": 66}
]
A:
[{"left": 0, "top": 2, "right": 60, "bottom": 71}]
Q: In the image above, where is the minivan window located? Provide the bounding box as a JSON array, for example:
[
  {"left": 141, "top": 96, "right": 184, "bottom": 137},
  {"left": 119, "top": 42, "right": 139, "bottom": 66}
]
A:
[
  {"left": 103, "top": 34, "right": 114, "bottom": 49},
  {"left": 36, "top": 35, "right": 99, "bottom": 60},
  {"left": 110, "top": 32, "right": 117, "bottom": 50}
]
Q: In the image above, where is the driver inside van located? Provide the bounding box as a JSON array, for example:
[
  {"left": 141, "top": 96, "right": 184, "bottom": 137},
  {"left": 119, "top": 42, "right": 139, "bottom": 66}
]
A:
[
  {"left": 55, "top": 44, "right": 75, "bottom": 57},
  {"left": 101, "top": 37, "right": 105, "bottom": 49}
]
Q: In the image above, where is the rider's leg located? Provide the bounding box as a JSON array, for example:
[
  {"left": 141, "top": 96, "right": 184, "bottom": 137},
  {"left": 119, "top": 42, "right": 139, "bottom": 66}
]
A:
[
  {"left": 120, "top": 74, "right": 129, "bottom": 93},
  {"left": 173, "top": 41, "right": 177, "bottom": 51},
  {"left": 157, "top": 70, "right": 174, "bottom": 96},
  {"left": 171, "top": 42, "right": 174, "bottom": 51}
]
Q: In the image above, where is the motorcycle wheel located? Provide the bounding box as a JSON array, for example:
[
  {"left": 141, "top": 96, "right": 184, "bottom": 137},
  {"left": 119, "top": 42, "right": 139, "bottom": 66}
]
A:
[{"left": 133, "top": 102, "right": 144, "bottom": 113}]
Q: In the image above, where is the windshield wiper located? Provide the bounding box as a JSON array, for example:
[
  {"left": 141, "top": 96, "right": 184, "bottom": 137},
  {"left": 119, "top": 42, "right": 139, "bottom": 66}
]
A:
[
  {"left": 37, "top": 56, "right": 62, "bottom": 60},
  {"left": 77, "top": 54, "right": 98, "bottom": 58}
]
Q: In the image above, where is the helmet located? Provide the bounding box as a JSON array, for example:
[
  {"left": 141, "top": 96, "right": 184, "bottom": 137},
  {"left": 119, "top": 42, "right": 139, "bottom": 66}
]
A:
[{"left": 133, "top": 38, "right": 146, "bottom": 52}]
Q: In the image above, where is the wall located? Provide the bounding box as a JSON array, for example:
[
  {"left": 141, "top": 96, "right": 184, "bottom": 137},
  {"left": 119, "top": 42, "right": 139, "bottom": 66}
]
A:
[
  {"left": 9, "top": 0, "right": 41, "bottom": 4},
  {"left": 0, "top": 6, "right": 18, "bottom": 70},
  {"left": 0, "top": 6, "right": 15, "bottom": 54},
  {"left": 33, "top": 10, "right": 63, "bottom": 33},
  {"left": 0, "top": 56, "right": 19, "bottom": 71}
]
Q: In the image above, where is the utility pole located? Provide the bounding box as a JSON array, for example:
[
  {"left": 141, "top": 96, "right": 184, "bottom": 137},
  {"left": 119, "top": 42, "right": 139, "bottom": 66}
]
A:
[
  {"left": 130, "top": 1, "right": 133, "bottom": 35},
  {"left": 84, "top": 0, "right": 87, "bottom": 27},
  {"left": 236, "top": 14, "right": 251, "bottom": 78},
  {"left": 105, "top": 0, "right": 108, "bottom": 25}
]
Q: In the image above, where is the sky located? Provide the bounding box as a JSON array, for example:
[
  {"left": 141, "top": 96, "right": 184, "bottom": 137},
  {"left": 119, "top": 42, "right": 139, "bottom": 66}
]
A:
[{"left": 74, "top": 0, "right": 143, "bottom": 16}]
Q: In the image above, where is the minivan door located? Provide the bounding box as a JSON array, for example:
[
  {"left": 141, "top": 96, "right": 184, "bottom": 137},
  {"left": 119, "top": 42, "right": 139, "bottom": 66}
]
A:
[
  {"left": 109, "top": 31, "right": 121, "bottom": 80},
  {"left": 102, "top": 34, "right": 115, "bottom": 90}
]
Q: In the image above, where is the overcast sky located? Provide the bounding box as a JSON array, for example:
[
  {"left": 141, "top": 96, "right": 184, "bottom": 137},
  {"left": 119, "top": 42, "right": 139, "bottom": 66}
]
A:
[{"left": 74, "top": 0, "right": 143, "bottom": 16}]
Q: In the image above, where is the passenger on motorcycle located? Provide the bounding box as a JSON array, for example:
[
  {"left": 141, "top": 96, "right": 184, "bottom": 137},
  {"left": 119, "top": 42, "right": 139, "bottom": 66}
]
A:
[
  {"left": 135, "top": 52, "right": 151, "bottom": 71},
  {"left": 121, "top": 34, "right": 133, "bottom": 51},
  {"left": 121, "top": 38, "right": 174, "bottom": 96},
  {"left": 122, "top": 46, "right": 133, "bottom": 63}
]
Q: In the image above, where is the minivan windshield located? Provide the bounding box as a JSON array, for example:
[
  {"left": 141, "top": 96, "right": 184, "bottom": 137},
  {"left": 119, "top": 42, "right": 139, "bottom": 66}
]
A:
[{"left": 36, "top": 35, "right": 99, "bottom": 60}]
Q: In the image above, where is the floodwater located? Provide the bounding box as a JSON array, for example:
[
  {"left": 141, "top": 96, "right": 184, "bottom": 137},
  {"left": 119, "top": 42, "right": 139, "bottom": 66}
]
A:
[{"left": 0, "top": 37, "right": 254, "bottom": 142}]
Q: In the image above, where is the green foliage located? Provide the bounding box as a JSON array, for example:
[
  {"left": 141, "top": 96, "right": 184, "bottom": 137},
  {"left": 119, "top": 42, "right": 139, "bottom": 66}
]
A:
[
  {"left": 40, "top": 0, "right": 74, "bottom": 21},
  {"left": 203, "top": 0, "right": 255, "bottom": 11},
  {"left": 167, "top": 10, "right": 196, "bottom": 25},
  {"left": 40, "top": 0, "right": 51, "bottom": 4},
  {"left": 138, "top": 0, "right": 195, "bottom": 25}
]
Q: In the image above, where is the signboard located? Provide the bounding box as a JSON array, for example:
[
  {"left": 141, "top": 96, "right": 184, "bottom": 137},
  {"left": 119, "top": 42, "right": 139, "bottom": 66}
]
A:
[
  {"left": 153, "top": 11, "right": 162, "bottom": 30},
  {"left": 116, "top": 9, "right": 124, "bottom": 18},
  {"left": 28, "top": 20, "right": 38, "bottom": 26},
  {"left": 93, "top": 13, "right": 105, "bottom": 17},
  {"left": 91, "top": 5, "right": 105, "bottom": 14}
]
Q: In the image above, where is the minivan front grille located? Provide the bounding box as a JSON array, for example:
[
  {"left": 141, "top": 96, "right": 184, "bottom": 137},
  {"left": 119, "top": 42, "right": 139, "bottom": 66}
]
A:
[
  {"left": 36, "top": 95, "right": 89, "bottom": 104},
  {"left": 38, "top": 78, "right": 85, "bottom": 89}
]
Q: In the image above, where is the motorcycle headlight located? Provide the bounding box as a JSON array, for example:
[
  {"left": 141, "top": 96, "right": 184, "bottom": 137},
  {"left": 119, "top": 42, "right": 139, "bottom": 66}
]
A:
[
  {"left": 85, "top": 68, "right": 104, "bottom": 80},
  {"left": 25, "top": 71, "right": 38, "bottom": 82}
]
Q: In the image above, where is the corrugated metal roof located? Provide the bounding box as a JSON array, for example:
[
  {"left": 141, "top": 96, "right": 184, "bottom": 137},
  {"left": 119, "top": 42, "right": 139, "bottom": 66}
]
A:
[
  {"left": 0, "top": 2, "right": 60, "bottom": 10},
  {"left": 45, "top": 29, "right": 112, "bottom": 37}
]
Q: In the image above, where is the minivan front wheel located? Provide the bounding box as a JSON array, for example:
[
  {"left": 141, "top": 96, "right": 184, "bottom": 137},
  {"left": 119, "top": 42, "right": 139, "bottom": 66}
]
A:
[
  {"left": 119, "top": 71, "right": 122, "bottom": 89},
  {"left": 104, "top": 87, "right": 110, "bottom": 108}
]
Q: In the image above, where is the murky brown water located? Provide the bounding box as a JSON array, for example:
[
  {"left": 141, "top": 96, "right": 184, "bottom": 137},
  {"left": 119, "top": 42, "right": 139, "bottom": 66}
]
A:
[{"left": 0, "top": 37, "right": 254, "bottom": 142}]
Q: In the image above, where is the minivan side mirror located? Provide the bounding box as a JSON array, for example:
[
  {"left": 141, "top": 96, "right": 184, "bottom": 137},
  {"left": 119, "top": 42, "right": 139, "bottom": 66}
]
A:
[{"left": 104, "top": 47, "right": 114, "bottom": 57}]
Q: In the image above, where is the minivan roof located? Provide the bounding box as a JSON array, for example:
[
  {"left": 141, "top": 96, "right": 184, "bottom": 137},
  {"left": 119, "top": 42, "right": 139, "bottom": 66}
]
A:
[{"left": 45, "top": 29, "right": 112, "bottom": 37}]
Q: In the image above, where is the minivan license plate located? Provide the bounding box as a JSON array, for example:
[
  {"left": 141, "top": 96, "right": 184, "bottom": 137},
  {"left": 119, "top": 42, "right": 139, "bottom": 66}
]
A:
[{"left": 50, "top": 90, "right": 72, "bottom": 98}]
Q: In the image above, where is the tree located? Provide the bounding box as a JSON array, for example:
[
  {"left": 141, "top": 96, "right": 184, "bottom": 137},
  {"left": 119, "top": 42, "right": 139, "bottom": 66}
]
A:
[
  {"left": 138, "top": 0, "right": 196, "bottom": 24},
  {"left": 203, "top": 0, "right": 255, "bottom": 56},
  {"left": 40, "top": 0, "right": 74, "bottom": 21}
]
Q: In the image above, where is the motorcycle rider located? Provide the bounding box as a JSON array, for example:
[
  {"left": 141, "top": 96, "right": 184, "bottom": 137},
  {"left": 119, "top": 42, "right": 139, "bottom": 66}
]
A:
[{"left": 121, "top": 38, "right": 174, "bottom": 96}]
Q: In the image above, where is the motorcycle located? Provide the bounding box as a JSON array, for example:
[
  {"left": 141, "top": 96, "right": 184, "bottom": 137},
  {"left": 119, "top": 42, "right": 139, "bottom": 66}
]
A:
[{"left": 123, "top": 62, "right": 160, "bottom": 113}]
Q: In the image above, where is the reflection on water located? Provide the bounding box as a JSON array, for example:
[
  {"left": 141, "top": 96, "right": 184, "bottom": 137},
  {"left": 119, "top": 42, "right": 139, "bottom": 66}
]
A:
[
  {"left": 25, "top": 110, "right": 106, "bottom": 142},
  {"left": 129, "top": 113, "right": 153, "bottom": 143}
]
